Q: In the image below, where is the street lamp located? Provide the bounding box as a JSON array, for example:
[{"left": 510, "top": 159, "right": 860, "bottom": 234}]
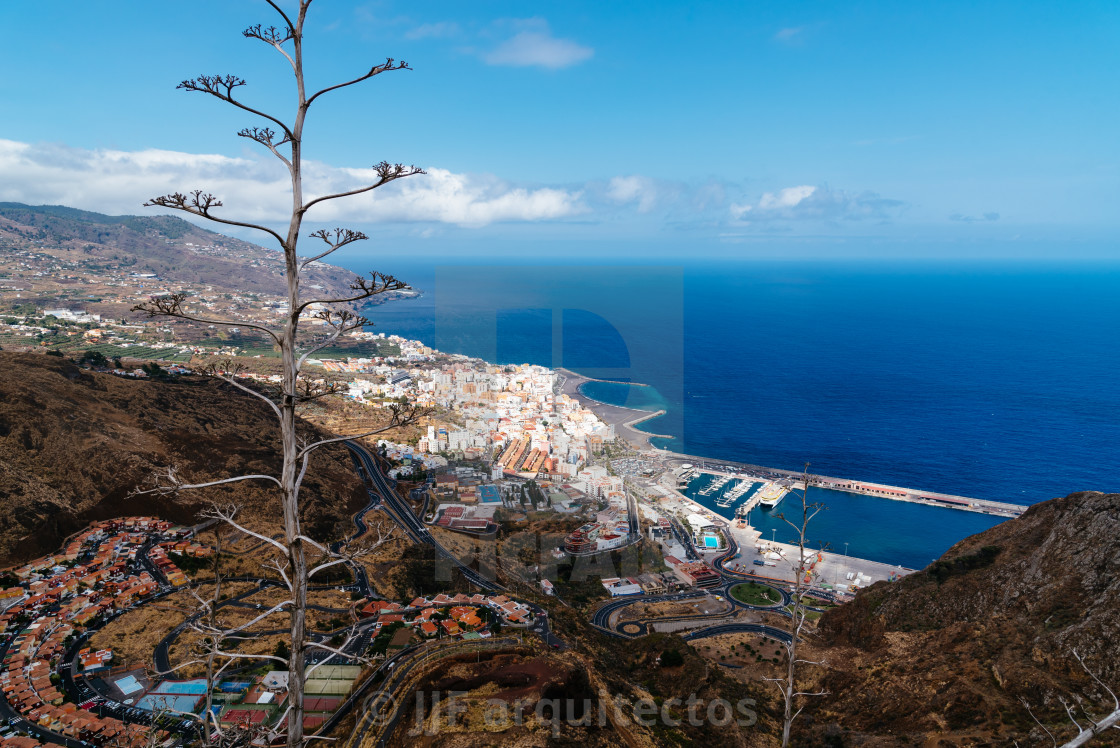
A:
[{"left": 843, "top": 542, "right": 849, "bottom": 557}]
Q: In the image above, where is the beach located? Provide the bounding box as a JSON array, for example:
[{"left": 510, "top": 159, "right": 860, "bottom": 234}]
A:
[{"left": 556, "top": 367, "right": 671, "bottom": 449}]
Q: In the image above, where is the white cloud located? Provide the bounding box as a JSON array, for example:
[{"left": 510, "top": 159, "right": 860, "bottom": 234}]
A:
[
  {"left": 758, "top": 185, "right": 817, "bottom": 210},
  {"left": 731, "top": 184, "right": 904, "bottom": 222},
  {"left": 0, "top": 140, "right": 911, "bottom": 234},
  {"left": 405, "top": 21, "right": 460, "bottom": 40},
  {"left": 0, "top": 139, "right": 585, "bottom": 228},
  {"left": 483, "top": 21, "right": 592, "bottom": 69},
  {"left": 353, "top": 168, "right": 585, "bottom": 226},
  {"left": 606, "top": 176, "right": 664, "bottom": 213}
]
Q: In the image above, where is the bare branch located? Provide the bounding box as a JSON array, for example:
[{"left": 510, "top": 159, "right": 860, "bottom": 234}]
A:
[
  {"left": 1072, "top": 649, "right": 1120, "bottom": 711},
  {"left": 243, "top": 23, "right": 294, "bottom": 45},
  {"left": 202, "top": 504, "right": 288, "bottom": 554},
  {"left": 262, "top": 0, "right": 297, "bottom": 35},
  {"left": 305, "top": 638, "right": 367, "bottom": 662},
  {"left": 144, "top": 189, "right": 287, "bottom": 248},
  {"left": 296, "top": 534, "right": 328, "bottom": 554},
  {"left": 298, "top": 270, "right": 410, "bottom": 311},
  {"left": 301, "top": 162, "right": 425, "bottom": 214},
  {"left": 243, "top": 23, "right": 297, "bottom": 73},
  {"left": 301, "top": 227, "right": 368, "bottom": 267},
  {"left": 296, "top": 402, "right": 429, "bottom": 459},
  {"left": 306, "top": 58, "right": 413, "bottom": 106},
  {"left": 293, "top": 377, "right": 345, "bottom": 404},
  {"left": 1020, "top": 697, "right": 1058, "bottom": 746},
  {"left": 132, "top": 467, "right": 282, "bottom": 499},
  {"left": 1061, "top": 697, "right": 1084, "bottom": 735},
  {"left": 208, "top": 367, "right": 283, "bottom": 421},
  {"left": 292, "top": 450, "right": 312, "bottom": 503},
  {"left": 238, "top": 126, "right": 292, "bottom": 167},
  {"left": 307, "top": 557, "right": 351, "bottom": 579},
  {"left": 131, "top": 291, "right": 282, "bottom": 343},
  {"left": 265, "top": 556, "right": 294, "bottom": 592},
  {"left": 295, "top": 308, "right": 369, "bottom": 367},
  {"left": 177, "top": 75, "right": 294, "bottom": 140}
]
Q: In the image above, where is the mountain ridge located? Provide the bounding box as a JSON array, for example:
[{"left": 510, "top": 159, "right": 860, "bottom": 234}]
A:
[{"left": 807, "top": 489, "right": 1120, "bottom": 745}]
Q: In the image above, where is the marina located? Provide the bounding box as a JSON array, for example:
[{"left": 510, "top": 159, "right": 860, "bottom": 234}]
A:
[
  {"left": 662, "top": 453, "right": 1025, "bottom": 519},
  {"left": 715, "top": 478, "right": 755, "bottom": 508},
  {"left": 663, "top": 463, "right": 1010, "bottom": 570}
]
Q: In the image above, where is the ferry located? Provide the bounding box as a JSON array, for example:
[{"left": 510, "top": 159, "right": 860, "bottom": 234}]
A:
[{"left": 756, "top": 480, "right": 791, "bottom": 509}]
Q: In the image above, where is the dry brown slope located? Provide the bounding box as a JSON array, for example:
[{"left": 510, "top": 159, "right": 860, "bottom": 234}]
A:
[
  {"left": 808, "top": 490, "right": 1120, "bottom": 745},
  {"left": 0, "top": 351, "right": 366, "bottom": 565}
]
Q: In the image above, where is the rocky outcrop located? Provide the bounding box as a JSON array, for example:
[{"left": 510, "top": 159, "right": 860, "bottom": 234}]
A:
[{"left": 809, "top": 491, "right": 1120, "bottom": 745}]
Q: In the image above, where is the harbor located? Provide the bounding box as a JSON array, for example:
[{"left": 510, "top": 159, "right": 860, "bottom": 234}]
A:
[
  {"left": 565, "top": 367, "right": 1025, "bottom": 574},
  {"left": 560, "top": 366, "right": 1026, "bottom": 520},
  {"left": 660, "top": 455, "right": 1025, "bottom": 519},
  {"left": 646, "top": 472, "right": 914, "bottom": 592}
]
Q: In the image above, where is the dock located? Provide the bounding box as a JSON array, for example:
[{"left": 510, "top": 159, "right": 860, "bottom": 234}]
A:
[
  {"left": 661, "top": 455, "right": 1025, "bottom": 519},
  {"left": 647, "top": 476, "right": 914, "bottom": 591}
]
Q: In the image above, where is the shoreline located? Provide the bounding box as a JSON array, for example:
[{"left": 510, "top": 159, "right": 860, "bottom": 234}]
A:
[{"left": 555, "top": 367, "right": 672, "bottom": 448}]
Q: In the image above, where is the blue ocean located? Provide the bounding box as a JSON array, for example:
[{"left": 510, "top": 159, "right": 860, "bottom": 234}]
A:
[{"left": 349, "top": 257, "right": 1120, "bottom": 569}]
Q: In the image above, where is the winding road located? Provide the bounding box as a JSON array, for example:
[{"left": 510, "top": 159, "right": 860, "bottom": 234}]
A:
[
  {"left": 344, "top": 441, "right": 504, "bottom": 593},
  {"left": 588, "top": 579, "right": 797, "bottom": 645}
]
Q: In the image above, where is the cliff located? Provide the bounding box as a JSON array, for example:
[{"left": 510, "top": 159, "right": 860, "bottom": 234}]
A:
[{"left": 808, "top": 490, "right": 1120, "bottom": 746}]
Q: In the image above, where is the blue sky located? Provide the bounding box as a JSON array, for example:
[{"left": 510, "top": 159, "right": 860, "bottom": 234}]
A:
[{"left": 1, "top": 1, "right": 1118, "bottom": 259}]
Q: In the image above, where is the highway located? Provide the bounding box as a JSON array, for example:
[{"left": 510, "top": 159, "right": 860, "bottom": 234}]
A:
[
  {"left": 626, "top": 490, "right": 640, "bottom": 538},
  {"left": 343, "top": 441, "right": 565, "bottom": 652},
  {"left": 668, "top": 517, "right": 701, "bottom": 561},
  {"left": 590, "top": 590, "right": 709, "bottom": 633},
  {"left": 344, "top": 441, "right": 504, "bottom": 593}
]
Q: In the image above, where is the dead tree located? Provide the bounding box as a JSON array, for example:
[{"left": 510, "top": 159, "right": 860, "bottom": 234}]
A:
[
  {"left": 1020, "top": 648, "right": 1120, "bottom": 748},
  {"left": 152, "top": 507, "right": 395, "bottom": 745},
  {"left": 131, "top": 3, "right": 425, "bottom": 746},
  {"left": 764, "top": 463, "right": 828, "bottom": 748}
]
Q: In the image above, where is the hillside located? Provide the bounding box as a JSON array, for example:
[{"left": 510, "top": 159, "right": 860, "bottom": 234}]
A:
[
  {"left": 0, "top": 202, "right": 402, "bottom": 317},
  {"left": 807, "top": 490, "right": 1120, "bottom": 746},
  {"left": 0, "top": 351, "right": 367, "bottom": 566}
]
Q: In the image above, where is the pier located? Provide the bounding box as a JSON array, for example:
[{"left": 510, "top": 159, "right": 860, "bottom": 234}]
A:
[
  {"left": 556, "top": 367, "right": 652, "bottom": 387},
  {"left": 556, "top": 368, "right": 674, "bottom": 445},
  {"left": 659, "top": 454, "right": 1025, "bottom": 519}
]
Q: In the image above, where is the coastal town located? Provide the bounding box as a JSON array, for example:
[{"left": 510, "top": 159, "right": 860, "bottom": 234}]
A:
[
  {"left": 0, "top": 208, "right": 1057, "bottom": 747},
  {"left": 2, "top": 1, "right": 1116, "bottom": 742}
]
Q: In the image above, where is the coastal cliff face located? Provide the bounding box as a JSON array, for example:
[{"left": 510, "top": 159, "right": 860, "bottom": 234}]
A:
[
  {"left": 0, "top": 352, "right": 364, "bottom": 565},
  {"left": 807, "top": 490, "right": 1120, "bottom": 745}
]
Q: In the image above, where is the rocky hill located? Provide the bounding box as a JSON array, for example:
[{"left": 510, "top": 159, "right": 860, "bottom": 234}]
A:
[
  {"left": 0, "top": 202, "right": 397, "bottom": 318},
  {"left": 0, "top": 351, "right": 366, "bottom": 566},
  {"left": 807, "top": 491, "right": 1120, "bottom": 746}
]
